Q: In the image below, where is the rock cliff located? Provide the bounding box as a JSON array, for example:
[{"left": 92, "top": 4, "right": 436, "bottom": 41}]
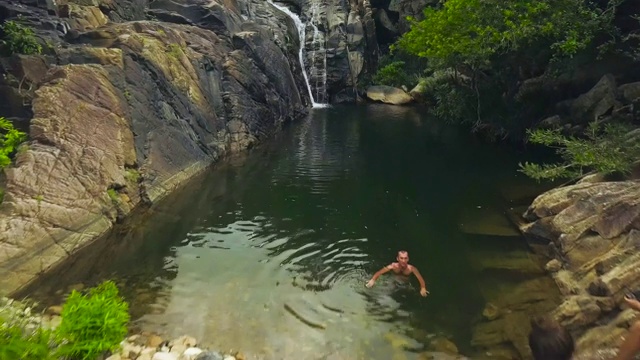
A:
[
  {"left": 0, "top": 0, "right": 310, "bottom": 294},
  {"left": 519, "top": 74, "right": 640, "bottom": 357}
]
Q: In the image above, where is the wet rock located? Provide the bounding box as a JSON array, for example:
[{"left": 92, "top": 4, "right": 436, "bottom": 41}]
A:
[
  {"left": 458, "top": 206, "right": 521, "bottom": 237},
  {"left": 430, "top": 337, "right": 459, "bottom": 354},
  {"left": 471, "top": 311, "right": 532, "bottom": 359}
]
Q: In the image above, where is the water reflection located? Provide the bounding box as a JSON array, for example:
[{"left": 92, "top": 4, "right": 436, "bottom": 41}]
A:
[{"left": 23, "top": 105, "right": 560, "bottom": 359}]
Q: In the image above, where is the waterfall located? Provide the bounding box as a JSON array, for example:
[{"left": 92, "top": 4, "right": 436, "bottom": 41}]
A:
[
  {"left": 308, "top": 1, "right": 327, "bottom": 104},
  {"left": 267, "top": 0, "right": 328, "bottom": 108}
]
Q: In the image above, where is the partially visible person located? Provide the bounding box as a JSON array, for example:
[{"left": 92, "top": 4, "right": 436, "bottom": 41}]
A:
[
  {"left": 365, "top": 250, "right": 429, "bottom": 297},
  {"left": 528, "top": 315, "right": 574, "bottom": 360},
  {"left": 615, "top": 293, "right": 640, "bottom": 360}
]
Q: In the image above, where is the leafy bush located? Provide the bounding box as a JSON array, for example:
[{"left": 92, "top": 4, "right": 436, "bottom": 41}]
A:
[
  {"left": 372, "top": 61, "right": 411, "bottom": 88},
  {"left": 55, "top": 281, "right": 130, "bottom": 360},
  {"left": 519, "top": 122, "right": 640, "bottom": 181},
  {"left": 0, "top": 117, "right": 27, "bottom": 170},
  {"left": 0, "top": 19, "right": 42, "bottom": 56}
]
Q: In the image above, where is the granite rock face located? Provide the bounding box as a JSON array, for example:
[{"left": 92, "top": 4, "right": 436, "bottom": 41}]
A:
[{"left": 0, "top": 0, "right": 309, "bottom": 294}]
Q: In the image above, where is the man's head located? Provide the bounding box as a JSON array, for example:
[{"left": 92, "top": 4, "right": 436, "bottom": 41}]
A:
[
  {"left": 528, "top": 316, "right": 574, "bottom": 360},
  {"left": 397, "top": 250, "right": 409, "bottom": 267}
]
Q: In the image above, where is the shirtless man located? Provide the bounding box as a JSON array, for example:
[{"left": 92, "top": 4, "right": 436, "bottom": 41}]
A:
[{"left": 365, "top": 250, "right": 429, "bottom": 297}]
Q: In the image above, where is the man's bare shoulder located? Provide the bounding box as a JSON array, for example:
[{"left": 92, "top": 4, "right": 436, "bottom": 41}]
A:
[{"left": 386, "top": 262, "right": 398, "bottom": 269}]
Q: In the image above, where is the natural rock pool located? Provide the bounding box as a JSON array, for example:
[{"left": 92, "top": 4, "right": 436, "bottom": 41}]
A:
[{"left": 23, "top": 104, "right": 562, "bottom": 359}]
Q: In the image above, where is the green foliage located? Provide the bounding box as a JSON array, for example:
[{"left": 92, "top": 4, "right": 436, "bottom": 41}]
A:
[
  {"left": 391, "top": 0, "right": 621, "bottom": 137},
  {"left": 55, "top": 280, "right": 130, "bottom": 360},
  {"left": 0, "top": 299, "right": 56, "bottom": 360},
  {"left": 397, "top": 0, "right": 605, "bottom": 69},
  {"left": 124, "top": 169, "right": 140, "bottom": 183},
  {"left": 519, "top": 122, "right": 640, "bottom": 181},
  {"left": 0, "top": 117, "right": 27, "bottom": 170},
  {"left": 107, "top": 188, "right": 119, "bottom": 204},
  {"left": 372, "top": 61, "right": 411, "bottom": 88},
  {"left": 0, "top": 322, "right": 56, "bottom": 360},
  {"left": 0, "top": 19, "right": 42, "bottom": 56},
  {"left": 167, "top": 43, "right": 183, "bottom": 58}
]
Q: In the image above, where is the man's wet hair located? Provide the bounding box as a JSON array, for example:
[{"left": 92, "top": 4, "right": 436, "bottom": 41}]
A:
[
  {"left": 528, "top": 315, "right": 574, "bottom": 360},
  {"left": 397, "top": 250, "right": 408, "bottom": 256}
]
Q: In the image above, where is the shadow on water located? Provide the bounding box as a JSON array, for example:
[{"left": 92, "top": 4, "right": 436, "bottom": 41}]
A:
[{"left": 20, "top": 104, "right": 562, "bottom": 359}]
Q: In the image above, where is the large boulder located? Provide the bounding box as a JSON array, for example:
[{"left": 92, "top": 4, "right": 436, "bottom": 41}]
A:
[{"left": 366, "top": 85, "right": 413, "bottom": 105}]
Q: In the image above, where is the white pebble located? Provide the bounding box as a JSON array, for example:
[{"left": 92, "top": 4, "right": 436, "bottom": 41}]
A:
[
  {"left": 152, "top": 352, "right": 179, "bottom": 360},
  {"left": 183, "top": 348, "right": 203, "bottom": 356}
]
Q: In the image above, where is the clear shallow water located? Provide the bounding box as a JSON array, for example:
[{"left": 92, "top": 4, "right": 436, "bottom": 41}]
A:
[{"left": 26, "top": 105, "right": 561, "bottom": 359}]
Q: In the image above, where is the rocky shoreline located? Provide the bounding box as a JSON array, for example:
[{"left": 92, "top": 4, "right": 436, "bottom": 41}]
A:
[
  {"left": 520, "top": 177, "right": 640, "bottom": 358},
  {"left": 1, "top": 296, "right": 243, "bottom": 360}
]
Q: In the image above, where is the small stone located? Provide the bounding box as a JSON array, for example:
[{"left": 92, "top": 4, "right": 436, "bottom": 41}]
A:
[
  {"left": 195, "top": 352, "right": 224, "bottom": 360},
  {"left": 545, "top": 259, "right": 562, "bottom": 272},
  {"left": 153, "top": 352, "right": 179, "bottom": 360},
  {"left": 223, "top": 356, "right": 236, "bottom": 360},
  {"left": 171, "top": 344, "right": 187, "bottom": 355},
  {"left": 128, "top": 335, "right": 141, "bottom": 343},
  {"left": 147, "top": 335, "right": 164, "bottom": 348},
  {"left": 46, "top": 305, "right": 63, "bottom": 315},
  {"left": 106, "top": 354, "right": 122, "bottom": 360},
  {"left": 234, "top": 352, "right": 245, "bottom": 360},
  {"left": 171, "top": 335, "right": 197, "bottom": 348},
  {"left": 179, "top": 347, "right": 204, "bottom": 360},
  {"left": 122, "top": 343, "right": 142, "bottom": 359},
  {"left": 48, "top": 315, "right": 62, "bottom": 329},
  {"left": 140, "top": 347, "right": 157, "bottom": 357}
]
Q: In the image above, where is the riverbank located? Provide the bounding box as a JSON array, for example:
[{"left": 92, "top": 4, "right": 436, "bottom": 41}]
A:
[{"left": 0, "top": 295, "right": 242, "bottom": 360}]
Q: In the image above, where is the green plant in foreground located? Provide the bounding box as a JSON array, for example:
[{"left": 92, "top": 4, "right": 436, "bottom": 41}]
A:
[
  {"left": 0, "top": 320, "right": 56, "bottom": 360},
  {"left": 0, "top": 19, "right": 42, "bottom": 56},
  {"left": 519, "top": 122, "right": 640, "bottom": 181},
  {"left": 55, "top": 280, "right": 130, "bottom": 360},
  {"left": 0, "top": 299, "right": 57, "bottom": 360},
  {"left": 0, "top": 117, "right": 27, "bottom": 170}
]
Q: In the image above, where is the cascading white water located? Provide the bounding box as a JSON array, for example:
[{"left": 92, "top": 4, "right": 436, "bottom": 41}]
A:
[
  {"left": 308, "top": 1, "right": 327, "bottom": 104},
  {"left": 267, "top": 0, "right": 328, "bottom": 108}
]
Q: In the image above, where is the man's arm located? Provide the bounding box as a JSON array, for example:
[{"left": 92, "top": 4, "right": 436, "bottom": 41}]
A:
[
  {"left": 411, "top": 266, "right": 428, "bottom": 295},
  {"left": 366, "top": 264, "right": 392, "bottom": 287}
]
